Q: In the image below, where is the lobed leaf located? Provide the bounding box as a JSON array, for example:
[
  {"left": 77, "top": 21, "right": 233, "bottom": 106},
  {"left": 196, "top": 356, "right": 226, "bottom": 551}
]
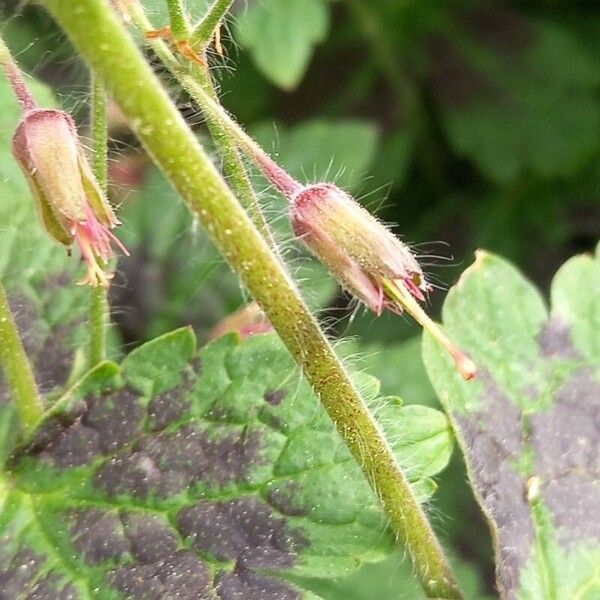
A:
[
  {"left": 423, "top": 245, "right": 600, "bottom": 598},
  {"left": 1, "top": 330, "right": 453, "bottom": 599}
]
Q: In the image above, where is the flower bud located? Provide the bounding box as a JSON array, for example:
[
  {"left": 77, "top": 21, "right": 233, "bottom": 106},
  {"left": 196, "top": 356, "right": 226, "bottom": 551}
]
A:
[
  {"left": 291, "top": 183, "right": 476, "bottom": 380},
  {"left": 291, "top": 183, "right": 430, "bottom": 314},
  {"left": 11, "top": 108, "right": 127, "bottom": 287}
]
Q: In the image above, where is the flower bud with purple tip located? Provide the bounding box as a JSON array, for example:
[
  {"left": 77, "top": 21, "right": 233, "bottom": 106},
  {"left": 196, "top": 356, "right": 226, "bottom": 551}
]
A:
[
  {"left": 289, "top": 182, "right": 475, "bottom": 380},
  {"left": 291, "top": 182, "right": 431, "bottom": 315},
  {"left": 11, "top": 108, "right": 128, "bottom": 287}
]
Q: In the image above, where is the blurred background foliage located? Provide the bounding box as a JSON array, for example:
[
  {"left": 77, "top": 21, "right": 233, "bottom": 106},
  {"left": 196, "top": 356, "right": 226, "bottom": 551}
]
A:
[{"left": 1, "top": 0, "right": 598, "bottom": 597}]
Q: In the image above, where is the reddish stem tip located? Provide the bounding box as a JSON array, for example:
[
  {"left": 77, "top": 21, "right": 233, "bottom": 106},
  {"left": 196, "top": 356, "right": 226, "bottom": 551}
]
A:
[
  {"left": 454, "top": 351, "right": 477, "bottom": 381},
  {"left": 253, "top": 149, "right": 302, "bottom": 200},
  {"left": 3, "top": 60, "right": 37, "bottom": 112}
]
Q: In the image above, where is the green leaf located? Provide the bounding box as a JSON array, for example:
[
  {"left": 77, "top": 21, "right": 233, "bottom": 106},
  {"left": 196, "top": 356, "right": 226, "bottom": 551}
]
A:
[
  {"left": 427, "top": 7, "right": 600, "bottom": 182},
  {"left": 121, "top": 327, "right": 196, "bottom": 396},
  {"left": 236, "top": 0, "right": 330, "bottom": 89},
  {"left": 1, "top": 331, "right": 453, "bottom": 598},
  {"left": 423, "top": 246, "right": 600, "bottom": 598},
  {"left": 0, "top": 75, "right": 90, "bottom": 457}
]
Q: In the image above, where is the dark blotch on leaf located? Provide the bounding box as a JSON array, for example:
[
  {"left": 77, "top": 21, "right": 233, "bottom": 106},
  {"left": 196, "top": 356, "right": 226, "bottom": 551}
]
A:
[
  {"left": 0, "top": 292, "right": 79, "bottom": 404},
  {"left": 154, "top": 551, "right": 212, "bottom": 599},
  {"left": 104, "top": 425, "right": 263, "bottom": 498},
  {"left": 215, "top": 566, "right": 300, "bottom": 600},
  {"left": 177, "top": 498, "right": 305, "bottom": 567},
  {"left": 0, "top": 549, "right": 46, "bottom": 598},
  {"left": 530, "top": 368, "right": 600, "bottom": 542},
  {"left": 111, "top": 564, "right": 164, "bottom": 599},
  {"left": 70, "top": 509, "right": 130, "bottom": 565},
  {"left": 536, "top": 317, "right": 580, "bottom": 359},
  {"left": 267, "top": 483, "right": 310, "bottom": 517},
  {"left": 264, "top": 389, "right": 286, "bottom": 406},
  {"left": 95, "top": 452, "right": 163, "bottom": 498},
  {"left": 27, "top": 573, "right": 79, "bottom": 599},
  {"left": 39, "top": 419, "right": 101, "bottom": 468},
  {"left": 35, "top": 324, "right": 78, "bottom": 395},
  {"left": 147, "top": 383, "right": 191, "bottom": 431},
  {"left": 122, "top": 513, "right": 178, "bottom": 564},
  {"left": 16, "top": 405, "right": 84, "bottom": 462},
  {"left": 454, "top": 371, "right": 534, "bottom": 596},
  {"left": 82, "top": 386, "right": 145, "bottom": 453},
  {"left": 111, "top": 550, "right": 211, "bottom": 599}
]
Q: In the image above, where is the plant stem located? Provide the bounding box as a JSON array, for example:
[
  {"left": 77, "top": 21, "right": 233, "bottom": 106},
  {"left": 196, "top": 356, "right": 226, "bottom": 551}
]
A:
[
  {"left": 198, "top": 70, "right": 279, "bottom": 250},
  {"left": 0, "top": 283, "right": 43, "bottom": 434},
  {"left": 91, "top": 76, "right": 108, "bottom": 191},
  {"left": 128, "top": 4, "right": 278, "bottom": 249},
  {"left": 165, "top": 0, "right": 189, "bottom": 40},
  {"left": 41, "top": 1, "right": 461, "bottom": 596},
  {"left": 89, "top": 75, "right": 108, "bottom": 366},
  {"left": 191, "top": 0, "right": 233, "bottom": 48}
]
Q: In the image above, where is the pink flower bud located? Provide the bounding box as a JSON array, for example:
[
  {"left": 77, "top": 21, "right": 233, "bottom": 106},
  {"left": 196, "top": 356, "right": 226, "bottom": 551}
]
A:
[
  {"left": 290, "top": 182, "right": 476, "bottom": 381},
  {"left": 11, "top": 108, "right": 127, "bottom": 287},
  {"left": 291, "top": 183, "right": 430, "bottom": 315}
]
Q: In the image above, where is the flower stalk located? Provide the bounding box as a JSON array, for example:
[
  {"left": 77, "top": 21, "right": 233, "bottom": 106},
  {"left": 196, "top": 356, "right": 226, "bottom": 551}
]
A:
[
  {"left": 40, "top": 1, "right": 461, "bottom": 596},
  {"left": 0, "top": 283, "right": 43, "bottom": 435},
  {"left": 0, "top": 37, "right": 36, "bottom": 111}
]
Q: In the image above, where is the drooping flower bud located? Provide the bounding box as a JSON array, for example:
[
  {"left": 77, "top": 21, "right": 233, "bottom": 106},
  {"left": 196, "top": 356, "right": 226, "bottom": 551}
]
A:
[
  {"left": 290, "top": 183, "right": 476, "bottom": 380},
  {"left": 11, "top": 108, "right": 128, "bottom": 287},
  {"left": 291, "top": 183, "right": 429, "bottom": 314}
]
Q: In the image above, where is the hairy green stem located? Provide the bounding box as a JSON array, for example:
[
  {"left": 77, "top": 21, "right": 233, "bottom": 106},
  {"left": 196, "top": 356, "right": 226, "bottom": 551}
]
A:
[
  {"left": 89, "top": 75, "right": 108, "bottom": 366},
  {"left": 128, "top": 3, "right": 277, "bottom": 249},
  {"left": 41, "top": 1, "right": 461, "bottom": 596},
  {"left": 91, "top": 76, "right": 108, "bottom": 191},
  {"left": 165, "top": 0, "right": 189, "bottom": 40},
  {"left": 0, "top": 284, "right": 43, "bottom": 434},
  {"left": 191, "top": 0, "right": 233, "bottom": 48}
]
